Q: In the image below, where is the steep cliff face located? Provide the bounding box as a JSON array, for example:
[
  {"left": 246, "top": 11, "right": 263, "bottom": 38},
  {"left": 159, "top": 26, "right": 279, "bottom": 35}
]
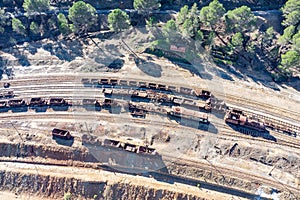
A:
[{"left": 0, "top": 170, "right": 207, "bottom": 200}]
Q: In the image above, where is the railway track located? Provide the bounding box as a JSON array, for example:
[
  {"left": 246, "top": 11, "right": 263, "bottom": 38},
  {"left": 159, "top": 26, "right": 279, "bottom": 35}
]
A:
[
  {"left": 0, "top": 110, "right": 299, "bottom": 197},
  {"left": 3, "top": 74, "right": 300, "bottom": 120},
  {"left": 0, "top": 138, "right": 298, "bottom": 198},
  {"left": 225, "top": 103, "right": 300, "bottom": 137},
  {"left": 1, "top": 99, "right": 299, "bottom": 151},
  {"left": 1, "top": 78, "right": 300, "bottom": 145},
  {"left": 164, "top": 155, "right": 300, "bottom": 197},
  {"left": 1, "top": 75, "right": 300, "bottom": 197},
  {"left": 220, "top": 93, "right": 300, "bottom": 124},
  {"left": 1, "top": 105, "right": 299, "bottom": 151},
  {"left": 6, "top": 79, "right": 300, "bottom": 138}
]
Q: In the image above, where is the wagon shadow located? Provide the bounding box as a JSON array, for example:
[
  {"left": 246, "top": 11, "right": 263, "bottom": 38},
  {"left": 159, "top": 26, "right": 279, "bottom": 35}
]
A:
[{"left": 53, "top": 136, "right": 74, "bottom": 147}]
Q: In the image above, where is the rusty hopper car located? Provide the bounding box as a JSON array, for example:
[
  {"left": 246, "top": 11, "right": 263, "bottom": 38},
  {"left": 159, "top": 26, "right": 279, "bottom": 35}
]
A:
[
  {"left": 29, "top": 97, "right": 46, "bottom": 106},
  {"left": 168, "top": 106, "right": 209, "bottom": 124},
  {"left": 193, "top": 89, "right": 211, "bottom": 99},
  {"left": 102, "top": 98, "right": 119, "bottom": 107},
  {"left": 131, "top": 90, "right": 148, "bottom": 98},
  {"left": 172, "top": 97, "right": 211, "bottom": 111},
  {"left": 224, "top": 109, "right": 266, "bottom": 132},
  {"left": 110, "top": 79, "right": 118, "bottom": 85},
  {"left": 103, "top": 139, "right": 121, "bottom": 147},
  {"left": 130, "top": 108, "right": 146, "bottom": 117},
  {"left": 156, "top": 93, "right": 173, "bottom": 103},
  {"left": 148, "top": 83, "right": 157, "bottom": 89},
  {"left": 103, "top": 139, "right": 157, "bottom": 156},
  {"left": 52, "top": 128, "right": 72, "bottom": 140},
  {"left": 103, "top": 139, "right": 138, "bottom": 153},
  {"left": 102, "top": 88, "right": 113, "bottom": 95},
  {"left": 82, "top": 99, "right": 100, "bottom": 106},
  {"left": 138, "top": 146, "right": 157, "bottom": 155},
  {"left": 123, "top": 143, "right": 138, "bottom": 153},
  {"left": 49, "top": 98, "right": 67, "bottom": 106},
  {"left": 99, "top": 78, "right": 109, "bottom": 84},
  {"left": 8, "top": 99, "right": 26, "bottom": 107}
]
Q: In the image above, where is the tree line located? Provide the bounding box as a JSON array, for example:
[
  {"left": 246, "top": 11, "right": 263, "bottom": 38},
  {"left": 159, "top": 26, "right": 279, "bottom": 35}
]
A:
[
  {"left": 1, "top": 0, "right": 299, "bottom": 81},
  {"left": 159, "top": 0, "right": 299, "bottom": 81}
]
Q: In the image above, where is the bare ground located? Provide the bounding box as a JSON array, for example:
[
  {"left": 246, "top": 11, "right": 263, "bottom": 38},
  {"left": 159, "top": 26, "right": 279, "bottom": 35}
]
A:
[{"left": 0, "top": 28, "right": 300, "bottom": 199}]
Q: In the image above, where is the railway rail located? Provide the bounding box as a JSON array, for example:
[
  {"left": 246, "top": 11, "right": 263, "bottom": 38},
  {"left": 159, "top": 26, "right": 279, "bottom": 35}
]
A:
[
  {"left": 3, "top": 75, "right": 299, "bottom": 117},
  {"left": 1, "top": 104, "right": 300, "bottom": 151},
  {"left": 0, "top": 108, "right": 299, "bottom": 197},
  {"left": 1, "top": 76, "right": 300, "bottom": 139}
]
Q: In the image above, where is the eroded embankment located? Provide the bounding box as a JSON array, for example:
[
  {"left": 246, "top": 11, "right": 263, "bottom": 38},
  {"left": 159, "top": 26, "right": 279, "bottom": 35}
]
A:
[
  {"left": 0, "top": 171, "right": 208, "bottom": 200},
  {"left": 0, "top": 141, "right": 298, "bottom": 199}
]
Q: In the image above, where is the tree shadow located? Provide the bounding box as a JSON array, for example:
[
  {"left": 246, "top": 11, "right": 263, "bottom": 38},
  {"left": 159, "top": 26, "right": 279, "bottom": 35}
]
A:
[
  {"left": 280, "top": 77, "right": 300, "bottom": 92},
  {"left": 42, "top": 38, "right": 84, "bottom": 62},
  {"left": 134, "top": 58, "right": 162, "bottom": 77},
  {"left": 0, "top": 57, "right": 3, "bottom": 80},
  {"left": 1, "top": 44, "right": 32, "bottom": 68},
  {"left": 246, "top": 74, "right": 281, "bottom": 91}
]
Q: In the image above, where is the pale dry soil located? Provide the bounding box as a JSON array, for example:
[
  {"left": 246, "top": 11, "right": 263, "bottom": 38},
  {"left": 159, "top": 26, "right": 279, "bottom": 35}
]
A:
[{"left": 0, "top": 28, "right": 300, "bottom": 199}]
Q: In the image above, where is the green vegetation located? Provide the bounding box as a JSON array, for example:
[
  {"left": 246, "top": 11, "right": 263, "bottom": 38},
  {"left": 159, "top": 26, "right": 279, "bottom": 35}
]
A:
[
  {"left": 225, "top": 6, "right": 256, "bottom": 33},
  {"left": 0, "top": 8, "right": 11, "bottom": 33},
  {"left": 47, "top": 16, "right": 57, "bottom": 30},
  {"left": 278, "top": 0, "right": 300, "bottom": 77},
  {"left": 199, "top": 0, "right": 225, "bottom": 29},
  {"left": 12, "top": 18, "right": 26, "bottom": 36},
  {"left": 23, "top": 0, "right": 50, "bottom": 15},
  {"left": 278, "top": 26, "right": 295, "bottom": 45},
  {"left": 63, "top": 192, "right": 72, "bottom": 200},
  {"left": 146, "top": 16, "right": 156, "bottom": 29},
  {"left": 57, "top": 13, "right": 71, "bottom": 34},
  {"left": 281, "top": 0, "right": 300, "bottom": 27},
  {"left": 0, "top": 0, "right": 298, "bottom": 82},
  {"left": 68, "top": 1, "right": 97, "bottom": 33},
  {"left": 133, "top": 0, "right": 161, "bottom": 11},
  {"left": 177, "top": 5, "right": 189, "bottom": 25},
  {"left": 108, "top": 9, "right": 131, "bottom": 32},
  {"left": 29, "top": 21, "right": 39, "bottom": 34},
  {"left": 230, "top": 32, "right": 244, "bottom": 52}
]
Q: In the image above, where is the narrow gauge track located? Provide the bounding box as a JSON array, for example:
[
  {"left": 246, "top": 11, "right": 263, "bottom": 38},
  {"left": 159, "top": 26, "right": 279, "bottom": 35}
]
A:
[
  {"left": 0, "top": 139, "right": 298, "bottom": 199},
  {"left": 2, "top": 88, "right": 297, "bottom": 147},
  {"left": 1, "top": 112, "right": 299, "bottom": 196},
  {"left": 9, "top": 80, "right": 300, "bottom": 127},
  {"left": 217, "top": 92, "right": 300, "bottom": 124},
  {"left": 164, "top": 155, "right": 300, "bottom": 197},
  {"left": 212, "top": 121, "right": 300, "bottom": 150},
  {"left": 2, "top": 76, "right": 300, "bottom": 143},
  {"left": 4, "top": 75, "right": 300, "bottom": 121},
  {"left": 225, "top": 102, "right": 300, "bottom": 137},
  {"left": 1, "top": 108, "right": 299, "bottom": 151},
  {"left": 0, "top": 75, "right": 77, "bottom": 87}
]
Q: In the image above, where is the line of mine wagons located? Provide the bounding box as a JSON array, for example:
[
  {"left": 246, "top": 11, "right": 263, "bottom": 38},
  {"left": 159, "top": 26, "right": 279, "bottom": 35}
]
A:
[
  {"left": 0, "top": 97, "right": 68, "bottom": 109},
  {"left": 0, "top": 88, "right": 212, "bottom": 113},
  {"left": 82, "top": 78, "right": 212, "bottom": 99},
  {"left": 0, "top": 96, "right": 209, "bottom": 122},
  {"left": 52, "top": 128, "right": 157, "bottom": 156}
]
